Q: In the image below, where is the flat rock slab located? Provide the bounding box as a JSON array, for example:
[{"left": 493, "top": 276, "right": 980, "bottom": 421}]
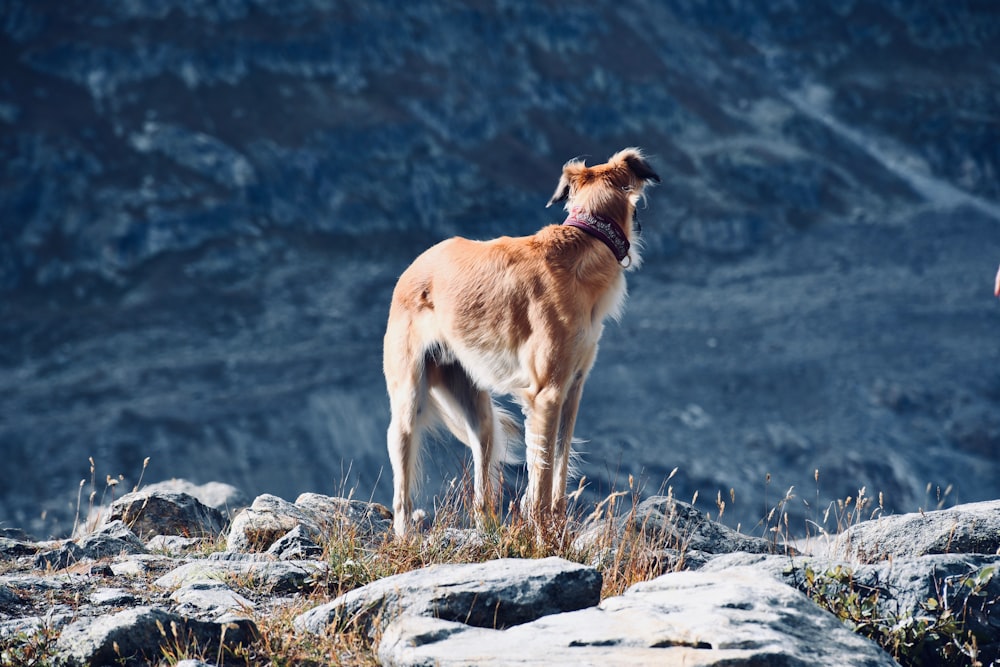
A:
[
  {"left": 379, "top": 566, "right": 898, "bottom": 667},
  {"left": 170, "top": 580, "right": 254, "bottom": 620},
  {"left": 295, "top": 556, "right": 602, "bottom": 636},
  {"left": 155, "top": 558, "right": 327, "bottom": 594},
  {"left": 832, "top": 500, "right": 1000, "bottom": 561}
]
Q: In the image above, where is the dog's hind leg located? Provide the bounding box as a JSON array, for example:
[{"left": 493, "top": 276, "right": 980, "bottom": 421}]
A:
[
  {"left": 385, "top": 327, "right": 433, "bottom": 537},
  {"left": 427, "top": 361, "right": 501, "bottom": 522}
]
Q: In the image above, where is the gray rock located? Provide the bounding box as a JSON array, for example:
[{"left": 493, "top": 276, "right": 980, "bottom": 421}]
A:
[
  {"left": 379, "top": 566, "right": 898, "bottom": 667},
  {"left": 426, "top": 528, "right": 487, "bottom": 552},
  {"left": 33, "top": 542, "right": 85, "bottom": 570},
  {"left": 1, "top": 527, "right": 34, "bottom": 541},
  {"left": 831, "top": 500, "right": 1000, "bottom": 561},
  {"left": 295, "top": 557, "right": 601, "bottom": 636},
  {"left": 110, "top": 554, "right": 182, "bottom": 577},
  {"left": 54, "top": 605, "right": 257, "bottom": 667},
  {"left": 170, "top": 580, "right": 254, "bottom": 620},
  {"left": 266, "top": 524, "right": 323, "bottom": 560},
  {"left": 155, "top": 558, "right": 327, "bottom": 595},
  {"left": 0, "top": 582, "right": 21, "bottom": 608},
  {"left": 146, "top": 534, "right": 206, "bottom": 555},
  {"left": 225, "top": 494, "right": 310, "bottom": 553},
  {"left": 294, "top": 492, "right": 393, "bottom": 541},
  {"left": 77, "top": 520, "right": 147, "bottom": 558},
  {"left": 704, "top": 551, "right": 1000, "bottom": 665},
  {"left": 90, "top": 587, "right": 139, "bottom": 606},
  {"left": 142, "top": 479, "right": 250, "bottom": 517},
  {"left": 0, "top": 573, "right": 72, "bottom": 592},
  {"left": 574, "top": 496, "right": 776, "bottom": 568},
  {"left": 226, "top": 492, "right": 391, "bottom": 553},
  {"left": 105, "top": 490, "right": 227, "bottom": 540},
  {"left": 0, "top": 537, "right": 40, "bottom": 560}
]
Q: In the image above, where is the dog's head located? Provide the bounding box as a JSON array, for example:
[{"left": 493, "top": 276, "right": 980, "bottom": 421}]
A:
[{"left": 546, "top": 148, "right": 660, "bottom": 219}]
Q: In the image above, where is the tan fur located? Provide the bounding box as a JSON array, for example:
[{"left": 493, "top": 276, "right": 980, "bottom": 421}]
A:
[{"left": 383, "top": 148, "right": 660, "bottom": 536}]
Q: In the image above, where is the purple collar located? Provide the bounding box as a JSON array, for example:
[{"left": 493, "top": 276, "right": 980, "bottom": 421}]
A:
[{"left": 562, "top": 208, "right": 630, "bottom": 264}]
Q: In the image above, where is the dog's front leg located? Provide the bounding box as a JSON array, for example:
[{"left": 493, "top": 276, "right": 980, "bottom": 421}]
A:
[
  {"left": 522, "top": 386, "right": 562, "bottom": 524},
  {"left": 551, "top": 371, "right": 586, "bottom": 515}
]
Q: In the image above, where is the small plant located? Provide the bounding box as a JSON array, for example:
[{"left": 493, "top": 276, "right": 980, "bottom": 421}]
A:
[
  {"left": 796, "top": 563, "right": 994, "bottom": 666},
  {"left": 0, "top": 624, "right": 59, "bottom": 667}
]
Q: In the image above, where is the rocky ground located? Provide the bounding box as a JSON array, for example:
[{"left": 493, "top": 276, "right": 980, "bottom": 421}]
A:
[{"left": 1, "top": 479, "right": 998, "bottom": 666}]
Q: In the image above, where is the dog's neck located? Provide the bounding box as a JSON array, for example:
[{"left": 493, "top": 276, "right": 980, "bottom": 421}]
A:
[{"left": 562, "top": 207, "right": 630, "bottom": 264}]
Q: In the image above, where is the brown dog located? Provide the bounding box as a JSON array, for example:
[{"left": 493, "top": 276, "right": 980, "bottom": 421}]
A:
[{"left": 383, "top": 148, "right": 660, "bottom": 536}]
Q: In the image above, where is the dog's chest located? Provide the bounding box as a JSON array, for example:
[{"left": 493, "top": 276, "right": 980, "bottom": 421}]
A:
[{"left": 593, "top": 272, "right": 628, "bottom": 325}]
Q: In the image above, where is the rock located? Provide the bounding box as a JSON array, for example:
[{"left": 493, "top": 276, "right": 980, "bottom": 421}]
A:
[
  {"left": 426, "top": 528, "right": 487, "bottom": 552},
  {"left": 226, "top": 493, "right": 391, "bottom": 552},
  {"left": 155, "top": 558, "right": 326, "bottom": 595},
  {"left": 77, "top": 520, "right": 147, "bottom": 558},
  {"left": 1, "top": 527, "right": 34, "bottom": 541},
  {"left": 0, "top": 582, "right": 21, "bottom": 608},
  {"left": 574, "top": 496, "right": 776, "bottom": 563},
  {"left": 142, "top": 479, "right": 250, "bottom": 517},
  {"left": 110, "top": 554, "right": 182, "bottom": 577},
  {"left": 54, "top": 605, "right": 257, "bottom": 667},
  {"left": 295, "top": 557, "right": 601, "bottom": 636},
  {"left": 832, "top": 500, "right": 1000, "bottom": 561},
  {"left": 225, "top": 495, "right": 309, "bottom": 553},
  {"left": 704, "top": 551, "right": 1000, "bottom": 665},
  {"left": 294, "top": 493, "right": 393, "bottom": 541},
  {"left": 146, "top": 534, "right": 206, "bottom": 555},
  {"left": 105, "top": 490, "right": 227, "bottom": 540},
  {"left": 0, "top": 537, "right": 40, "bottom": 560},
  {"left": 266, "top": 524, "right": 323, "bottom": 560},
  {"left": 34, "top": 542, "right": 86, "bottom": 570},
  {"left": 379, "top": 566, "right": 898, "bottom": 667},
  {"left": 170, "top": 580, "right": 254, "bottom": 620},
  {"left": 90, "top": 587, "right": 139, "bottom": 606}
]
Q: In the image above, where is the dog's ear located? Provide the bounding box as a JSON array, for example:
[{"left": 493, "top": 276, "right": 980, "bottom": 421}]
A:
[
  {"left": 546, "top": 174, "right": 571, "bottom": 208},
  {"left": 546, "top": 160, "right": 586, "bottom": 208},
  {"left": 615, "top": 148, "right": 661, "bottom": 184}
]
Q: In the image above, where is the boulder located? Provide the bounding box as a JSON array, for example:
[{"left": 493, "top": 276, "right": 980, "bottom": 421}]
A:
[
  {"left": 77, "top": 520, "right": 147, "bottom": 558},
  {"left": 225, "top": 492, "right": 391, "bottom": 552},
  {"left": 225, "top": 495, "right": 309, "bottom": 552},
  {"left": 575, "top": 496, "right": 775, "bottom": 562},
  {"left": 265, "top": 524, "right": 323, "bottom": 560},
  {"left": 378, "top": 566, "right": 898, "bottom": 667},
  {"left": 831, "top": 500, "right": 1000, "bottom": 561},
  {"left": 294, "top": 557, "right": 602, "bottom": 636},
  {"left": 142, "top": 479, "right": 250, "bottom": 516},
  {"left": 33, "top": 542, "right": 86, "bottom": 570},
  {"left": 105, "top": 490, "right": 227, "bottom": 540},
  {"left": 0, "top": 538, "right": 40, "bottom": 560},
  {"left": 54, "top": 606, "right": 257, "bottom": 667}
]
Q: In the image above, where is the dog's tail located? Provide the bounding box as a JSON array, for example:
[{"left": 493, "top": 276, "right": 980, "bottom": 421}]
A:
[
  {"left": 492, "top": 403, "right": 524, "bottom": 468},
  {"left": 426, "top": 361, "right": 523, "bottom": 481}
]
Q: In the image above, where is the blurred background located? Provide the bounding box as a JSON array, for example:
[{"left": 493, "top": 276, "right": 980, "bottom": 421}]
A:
[{"left": 2, "top": 1, "right": 999, "bottom": 539}]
